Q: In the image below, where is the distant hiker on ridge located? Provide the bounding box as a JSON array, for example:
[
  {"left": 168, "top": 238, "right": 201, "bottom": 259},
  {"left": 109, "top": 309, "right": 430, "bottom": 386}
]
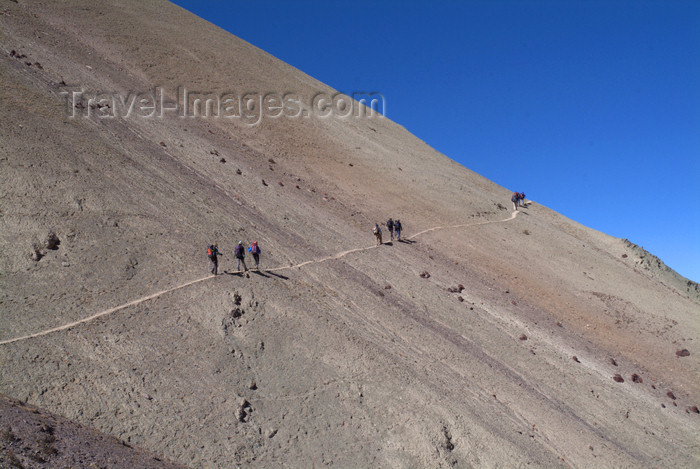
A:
[
  {"left": 519, "top": 192, "right": 526, "bottom": 207},
  {"left": 386, "top": 218, "right": 395, "bottom": 241},
  {"left": 394, "top": 219, "right": 402, "bottom": 241},
  {"left": 234, "top": 241, "right": 248, "bottom": 273},
  {"left": 208, "top": 243, "right": 221, "bottom": 276},
  {"left": 511, "top": 192, "right": 519, "bottom": 211},
  {"left": 248, "top": 240, "right": 261, "bottom": 270},
  {"left": 373, "top": 223, "right": 383, "bottom": 246}
]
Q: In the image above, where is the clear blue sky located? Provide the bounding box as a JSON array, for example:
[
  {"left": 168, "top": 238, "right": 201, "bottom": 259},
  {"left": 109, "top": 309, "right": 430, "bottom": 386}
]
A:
[{"left": 171, "top": 0, "right": 699, "bottom": 282}]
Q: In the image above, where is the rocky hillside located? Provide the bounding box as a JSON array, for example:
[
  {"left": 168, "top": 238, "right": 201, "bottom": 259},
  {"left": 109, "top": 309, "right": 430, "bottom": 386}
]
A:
[{"left": 1, "top": 0, "right": 698, "bottom": 467}]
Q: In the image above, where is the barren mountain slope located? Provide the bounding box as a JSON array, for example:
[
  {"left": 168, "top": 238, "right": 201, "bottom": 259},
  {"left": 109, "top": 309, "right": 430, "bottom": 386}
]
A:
[
  {"left": 1, "top": 1, "right": 698, "bottom": 468},
  {"left": 0, "top": 394, "right": 186, "bottom": 469}
]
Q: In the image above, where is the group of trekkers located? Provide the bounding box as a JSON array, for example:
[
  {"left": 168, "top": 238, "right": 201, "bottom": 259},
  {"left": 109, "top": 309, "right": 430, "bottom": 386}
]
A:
[
  {"left": 208, "top": 192, "right": 527, "bottom": 274},
  {"left": 207, "top": 241, "right": 261, "bottom": 276},
  {"left": 373, "top": 217, "right": 403, "bottom": 246},
  {"left": 511, "top": 192, "right": 527, "bottom": 211}
]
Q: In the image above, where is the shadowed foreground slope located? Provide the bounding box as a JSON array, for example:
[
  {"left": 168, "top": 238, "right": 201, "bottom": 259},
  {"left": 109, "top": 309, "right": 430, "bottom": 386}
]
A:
[{"left": 1, "top": 1, "right": 698, "bottom": 467}]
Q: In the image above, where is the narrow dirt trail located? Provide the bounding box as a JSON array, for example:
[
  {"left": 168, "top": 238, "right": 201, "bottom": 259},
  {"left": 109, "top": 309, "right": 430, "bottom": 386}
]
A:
[{"left": 0, "top": 211, "right": 520, "bottom": 346}]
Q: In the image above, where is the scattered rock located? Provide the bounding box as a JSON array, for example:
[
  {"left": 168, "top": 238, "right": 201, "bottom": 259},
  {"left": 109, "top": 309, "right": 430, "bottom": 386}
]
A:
[
  {"left": 610, "top": 358, "right": 618, "bottom": 366},
  {"left": 159, "top": 141, "right": 166, "bottom": 147},
  {"left": 233, "top": 293, "right": 242, "bottom": 305},
  {"left": 519, "top": 334, "right": 527, "bottom": 341},
  {"left": 278, "top": 181, "right": 284, "bottom": 186},
  {"left": 268, "top": 158, "right": 276, "bottom": 164},
  {"left": 572, "top": 356, "right": 580, "bottom": 363},
  {"left": 219, "top": 158, "right": 226, "bottom": 163},
  {"left": 661, "top": 403, "right": 666, "bottom": 408},
  {"left": 44, "top": 231, "right": 60, "bottom": 250},
  {"left": 457, "top": 296, "right": 464, "bottom": 302},
  {"left": 248, "top": 381, "right": 257, "bottom": 390},
  {"left": 210, "top": 149, "right": 219, "bottom": 156},
  {"left": 266, "top": 428, "right": 277, "bottom": 438},
  {"left": 296, "top": 185, "right": 300, "bottom": 189},
  {"left": 631, "top": 374, "right": 643, "bottom": 383},
  {"left": 419, "top": 271, "right": 430, "bottom": 279},
  {"left": 441, "top": 426, "right": 454, "bottom": 452},
  {"left": 384, "top": 285, "right": 391, "bottom": 290},
  {"left": 261, "top": 179, "right": 267, "bottom": 186},
  {"left": 236, "top": 169, "right": 242, "bottom": 175},
  {"left": 688, "top": 405, "right": 699, "bottom": 414},
  {"left": 556, "top": 321, "right": 563, "bottom": 327},
  {"left": 676, "top": 349, "right": 690, "bottom": 357},
  {"left": 667, "top": 391, "right": 676, "bottom": 400},
  {"left": 29, "top": 243, "right": 43, "bottom": 261},
  {"left": 522, "top": 229, "right": 530, "bottom": 235},
  {"left": 621, "top": 254, "right": 628, "bottom": 258},
  {"left": 612, "top": 374, "right": 624, "bottom": 383}
]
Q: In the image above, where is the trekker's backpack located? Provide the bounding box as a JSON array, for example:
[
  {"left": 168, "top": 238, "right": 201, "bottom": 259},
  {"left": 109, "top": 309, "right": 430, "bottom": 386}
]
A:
[
  {"left": 235, "top": 244, "right": 244, "bottom": 258},
  {"left": 208, "top": 245, "right": 216, "bottom": 259}
]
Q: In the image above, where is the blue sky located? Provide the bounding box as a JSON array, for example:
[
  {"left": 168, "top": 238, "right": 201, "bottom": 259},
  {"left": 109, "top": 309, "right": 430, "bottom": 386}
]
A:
[{"left": 171, "top": 0, "right": 699, "bottom": 282}]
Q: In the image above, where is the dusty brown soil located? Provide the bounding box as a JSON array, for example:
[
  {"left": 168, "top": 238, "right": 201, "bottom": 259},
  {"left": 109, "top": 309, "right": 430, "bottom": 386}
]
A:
[
  {"left": 0, "top": 394, "right": 186, "bottom": 468},
  {"left": 1, "top": 1, "right": 698, "bottom": 467}
]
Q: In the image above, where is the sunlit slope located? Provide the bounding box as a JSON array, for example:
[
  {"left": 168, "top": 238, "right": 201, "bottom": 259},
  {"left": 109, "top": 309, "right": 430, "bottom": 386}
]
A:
[{"left": 1, "top": 1, "right": 698, "bottom": 467}]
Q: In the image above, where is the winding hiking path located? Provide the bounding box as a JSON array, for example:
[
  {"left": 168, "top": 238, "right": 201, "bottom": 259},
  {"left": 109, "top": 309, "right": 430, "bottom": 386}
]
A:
[{"left": 0, "top": 211, "right": 520, "bottom": 346}]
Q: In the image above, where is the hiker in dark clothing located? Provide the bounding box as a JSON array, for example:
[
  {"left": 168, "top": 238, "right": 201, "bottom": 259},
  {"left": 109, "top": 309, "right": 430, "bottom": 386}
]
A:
[
  {"left": 518, "top": 192, "right": 526, "bottom": 207},
  {"left": 394, "top": 219, "right": 402, "bottom": 241},
  {"left": 511, "top": 192, "right": 519, "bottom": 211},
  {"left": 234, "top": 241, "right": 248, "bottom": 272},
  {"left": 373, "top": 223, "right": 383, "bottom": 246},
  {"left": 208, "top": 243, "right": 221, "bottom": 275},
  {"left": 386, "top": 218, "right": 395, "bottom": 241},
  {"left": 248, "top": 241, "right": 261, "bottom": 270}
]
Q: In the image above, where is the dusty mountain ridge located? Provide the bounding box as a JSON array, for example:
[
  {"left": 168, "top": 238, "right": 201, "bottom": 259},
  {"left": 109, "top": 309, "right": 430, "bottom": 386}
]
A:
[{"left": 1, "top": 0, "right": 698, "bottom": 467}]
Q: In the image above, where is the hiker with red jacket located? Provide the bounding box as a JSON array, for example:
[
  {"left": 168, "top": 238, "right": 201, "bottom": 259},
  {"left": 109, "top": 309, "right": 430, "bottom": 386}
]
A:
[
  {"left": 234, "top": 241, "right": 248, "bottom": 273},
  {"left": 248, "top": 241, "right": 261, "bottom": 270},
  {"left": 207, "top": 243, "right": 221, "bottom": 276}
]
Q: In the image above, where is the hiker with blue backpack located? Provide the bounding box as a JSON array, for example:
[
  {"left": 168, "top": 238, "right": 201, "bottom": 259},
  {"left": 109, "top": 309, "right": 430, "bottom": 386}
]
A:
[
  {"left": 248, "top": 241, "right": 261, "bottom": 270},
  {"left": 234, "top": 241, "right": 248, "bottom": 273},
  {"left": 394, "top": 219, "right": 402, "bottom": 241},
  {"left": 207, "top": 243, "right": 221, "bottom": 275}
]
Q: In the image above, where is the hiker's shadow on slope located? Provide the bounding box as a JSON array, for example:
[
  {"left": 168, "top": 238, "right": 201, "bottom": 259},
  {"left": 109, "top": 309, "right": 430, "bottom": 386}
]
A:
[
  {"left": 398, "top": 239, "right": 416, "bottom": 244},
  {"left": 259, "top": 270, "right": 289, "bottom": 280}
]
